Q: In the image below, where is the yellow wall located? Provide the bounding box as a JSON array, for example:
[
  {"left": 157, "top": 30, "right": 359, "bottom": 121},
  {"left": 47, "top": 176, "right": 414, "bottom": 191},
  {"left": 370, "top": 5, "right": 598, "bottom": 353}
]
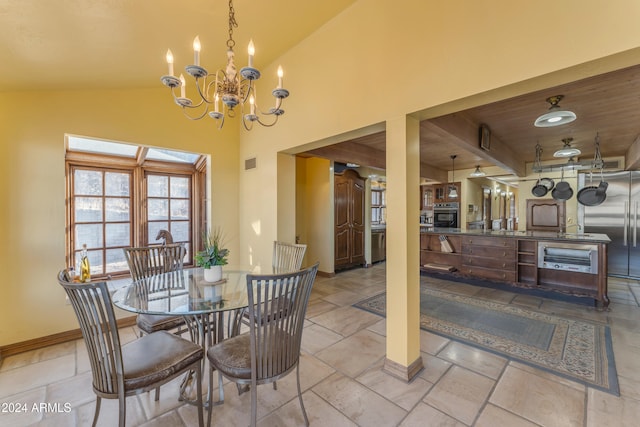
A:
[
  {"left": 3, "top": 0, "right": 640, "bottom": 351},
  {"left": 0, "top": 88, "right": 240, "bottom": 346}
]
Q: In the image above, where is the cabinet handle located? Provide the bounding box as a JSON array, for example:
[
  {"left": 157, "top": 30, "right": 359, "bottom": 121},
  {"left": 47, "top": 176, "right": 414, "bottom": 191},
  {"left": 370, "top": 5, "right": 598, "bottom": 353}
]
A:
[
  {"left": 469, "top": 240, "right": 472, "bottom": 244},
  {"left": 502, "top": 263, "right": 506, "bottom": 268},
  {"left": 502, "top": 252, "right": 506, "bottom": 256}
]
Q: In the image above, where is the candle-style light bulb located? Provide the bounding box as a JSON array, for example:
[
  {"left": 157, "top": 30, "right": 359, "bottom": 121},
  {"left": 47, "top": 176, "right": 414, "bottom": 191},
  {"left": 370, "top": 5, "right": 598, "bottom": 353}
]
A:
[
  {"left": 277, "top": 65, "right": 283, "bottom": 88},
  {"left": 166, "top": 49, "right": 174, "bottom": 76},
  {"left": 214, "top": 93, "right": 219, "bottom": 113},
  {"left": 249, "top": 95, "right": 255, "bottom": 115},
  {"left": 193, "top": 36, "right": 201, "bottom": 66},
  {"left": 247, "top": 39, "right": 255, "bottom": 68},
  {"left": 179, "top": 74, "right": 186, "bottom": 98}
]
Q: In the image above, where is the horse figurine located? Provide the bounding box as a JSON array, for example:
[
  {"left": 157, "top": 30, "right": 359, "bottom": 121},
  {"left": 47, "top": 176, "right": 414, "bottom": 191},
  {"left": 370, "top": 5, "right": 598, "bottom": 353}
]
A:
[{"left": 156, "top": 229, "right": 174, "bottom": 245}]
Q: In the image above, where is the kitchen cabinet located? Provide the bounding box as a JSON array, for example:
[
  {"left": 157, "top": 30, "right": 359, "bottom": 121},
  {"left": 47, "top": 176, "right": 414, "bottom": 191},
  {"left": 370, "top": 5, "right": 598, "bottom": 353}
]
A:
[
  {"left": 460, "top": 235, "right": 516, "bottom": 282},
  {"left": 429, "top": 182, "right": 461, "bottom": 204},
  {"left": 335, "top": 169, "right": 365, "bottom": 270},
  {"left": 421, "top": 186, "right": 433, "bottom": 210},
  {"left": 420, "top": 229, "right": 610, "bottom": 308}
]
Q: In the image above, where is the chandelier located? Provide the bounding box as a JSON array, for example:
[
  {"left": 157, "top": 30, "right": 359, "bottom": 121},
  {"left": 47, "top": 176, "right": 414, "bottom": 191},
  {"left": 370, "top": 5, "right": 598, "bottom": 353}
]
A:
[{"left": 160, "top": 0, "right": 289, "bottom": 130}]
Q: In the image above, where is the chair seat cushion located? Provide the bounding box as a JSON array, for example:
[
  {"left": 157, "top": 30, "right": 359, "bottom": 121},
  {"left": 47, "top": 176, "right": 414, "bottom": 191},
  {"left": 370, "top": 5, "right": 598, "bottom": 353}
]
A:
[
  {"left": 207, "top": 330, "right": 297, "bottom": 381},
  {"left": 207, "top": 334, "right": 252, "bottom": 379},
  {"left": 122, "top": 331, "right": 203, "bottom": 391},
  {"left": 136, "top": 313, "right": 185, "bottom": 334}
]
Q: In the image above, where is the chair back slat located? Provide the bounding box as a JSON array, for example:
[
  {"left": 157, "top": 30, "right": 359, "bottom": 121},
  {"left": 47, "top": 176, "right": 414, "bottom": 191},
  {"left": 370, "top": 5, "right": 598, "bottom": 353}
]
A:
[
  {"left": 272, "top": 241, "right": 307, "bottom": 273},
  {"left": 246, "top": 263, "right": 318, "bottom": 382},
  {"left": 123, "top": 243, "right": 186, "bottom": 282},
  {"left": 58, "top": 271, "right": 124, "bottom": 396}
]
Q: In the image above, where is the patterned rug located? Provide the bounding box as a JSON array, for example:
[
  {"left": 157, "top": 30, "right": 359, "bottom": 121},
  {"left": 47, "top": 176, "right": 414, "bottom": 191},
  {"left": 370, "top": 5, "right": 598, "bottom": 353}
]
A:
[{"left": 354, "top": 285, "right": 619, "bottom": 395}]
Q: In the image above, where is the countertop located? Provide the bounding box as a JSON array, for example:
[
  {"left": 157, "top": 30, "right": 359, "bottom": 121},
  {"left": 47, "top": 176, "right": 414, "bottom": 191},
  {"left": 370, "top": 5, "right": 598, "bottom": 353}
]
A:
[{"left": 421, "top": 228, "right": 611, "bottom": 244}]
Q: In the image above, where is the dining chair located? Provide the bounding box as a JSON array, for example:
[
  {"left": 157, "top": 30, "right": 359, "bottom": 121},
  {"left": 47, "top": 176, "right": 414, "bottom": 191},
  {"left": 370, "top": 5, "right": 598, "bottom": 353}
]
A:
[
  {"left": 58, "top": 271, "right": 205, "bottom": 427},
  {"left": 123, "top": 243, "right": 188, "bottom": 337},
  {"left": 207, "top": 262, "right": 319, "bottom": 427},
  {"left": 272, "top": 241, "right": 307, "bottom": 273}
]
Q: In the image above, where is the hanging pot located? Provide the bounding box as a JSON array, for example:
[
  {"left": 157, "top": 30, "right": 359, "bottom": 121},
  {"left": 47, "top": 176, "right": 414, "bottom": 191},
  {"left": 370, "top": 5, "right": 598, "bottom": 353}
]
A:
[
  {"left": 552, "top": 168, "right": 573, "bottom": 200},
  {"left": 532, "top": 179, "right": 548, "bottom": 197}
]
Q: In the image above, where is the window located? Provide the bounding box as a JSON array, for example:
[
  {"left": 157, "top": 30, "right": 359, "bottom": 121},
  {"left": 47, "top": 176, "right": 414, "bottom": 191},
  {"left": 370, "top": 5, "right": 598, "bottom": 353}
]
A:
[{"left": 66, "top": 135, "right": 206, "bottom": 279}]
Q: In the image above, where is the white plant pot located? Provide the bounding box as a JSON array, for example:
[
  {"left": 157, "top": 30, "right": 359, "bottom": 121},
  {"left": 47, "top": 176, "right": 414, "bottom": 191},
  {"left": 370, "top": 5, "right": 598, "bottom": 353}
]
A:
[{"left": 203, "top": 265, "right": 223, "bottom": 283}]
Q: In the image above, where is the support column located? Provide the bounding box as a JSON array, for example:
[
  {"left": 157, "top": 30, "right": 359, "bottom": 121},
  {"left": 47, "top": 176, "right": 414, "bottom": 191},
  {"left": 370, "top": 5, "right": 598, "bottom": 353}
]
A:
[{"left": 382, "top": 115, "right": 423, "bottom": 381}]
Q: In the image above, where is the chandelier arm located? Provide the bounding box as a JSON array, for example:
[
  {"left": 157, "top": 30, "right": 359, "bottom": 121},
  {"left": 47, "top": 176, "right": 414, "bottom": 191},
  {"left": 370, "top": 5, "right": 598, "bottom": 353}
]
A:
[
  {"left": 254, "top": 115, "right": 280, "bottom": 127},
  {"left": 189, "top": 77, "right": 214, "bottom": 105},
  {"left": 180, "top": 104, "right": 211, "bottom": 121}
]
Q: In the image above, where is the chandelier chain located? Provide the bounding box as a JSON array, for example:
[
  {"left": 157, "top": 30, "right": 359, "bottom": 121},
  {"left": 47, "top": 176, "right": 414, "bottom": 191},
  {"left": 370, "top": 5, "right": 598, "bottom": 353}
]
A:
[{"left": 227, "top": 0, "right": 238, "bottom": 49}]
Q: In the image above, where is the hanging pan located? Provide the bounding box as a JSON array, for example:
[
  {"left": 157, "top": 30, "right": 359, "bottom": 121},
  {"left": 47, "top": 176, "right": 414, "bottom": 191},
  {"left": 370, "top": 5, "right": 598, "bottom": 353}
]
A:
[
  {"left": 577, "top": 135, "right": 608, "bottom": 207},
  {"left": 552, "top": 167, "right": 573, "bottom": 200},
  {"left": 531, "top": 143, "right": 549, "bottom": 197}
]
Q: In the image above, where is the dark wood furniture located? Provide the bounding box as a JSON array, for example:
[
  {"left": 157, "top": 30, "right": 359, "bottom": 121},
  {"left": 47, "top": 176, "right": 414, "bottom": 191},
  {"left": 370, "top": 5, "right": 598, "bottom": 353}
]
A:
[
  {"left": 526, "top": 199, "right": 566, "bottom": 232},
  {"left": 334, "top": 169, "right": 365, "bottom": 270},
  {"left": 420, "top": 229, "right": 610, "bottom": 309},
  {"left": 425, "top": 182, "right": 461, "bottom": 204}
]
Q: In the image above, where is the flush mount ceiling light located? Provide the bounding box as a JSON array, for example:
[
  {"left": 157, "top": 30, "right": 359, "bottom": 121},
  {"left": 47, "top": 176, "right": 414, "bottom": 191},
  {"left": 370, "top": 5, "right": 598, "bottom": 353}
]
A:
[
  {"left": 554, "top": 137, "right": 582, "bottom": 158},
  {"left": 160, "top": 0, "right": 289, "bottom": 130},
  {"left": 449, "top": 155, "right": 458, "bottom": 198},
  {"left": 534, "top": 95, "right": 577, "bottom": 128},
  {"left": 469, "top": 165, "right": 486, "bottom": 177}
]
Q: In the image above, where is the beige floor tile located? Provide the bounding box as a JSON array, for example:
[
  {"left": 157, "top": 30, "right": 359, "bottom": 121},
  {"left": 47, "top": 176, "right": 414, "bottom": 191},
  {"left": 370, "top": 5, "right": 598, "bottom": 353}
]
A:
[
  {"left": 0, "top": 341, "right": 76, "bottom": 373},
  {"left": 399, "top": 402, "right": 466, "bottom": 427},
  {"left": 260, "top": 390, "right": 358, "bottom": 427},
  {"left": 423, "top": 365, "right": 495, "bottom": 425},
  {"left": 419, "top": 353, "right": 452, "bottom": 385},
  {"left": 366, "top": 318, "right": 386, "bottom": 336},
  {"left": 301, "top": 323, "right": 344, "bottom": 355},
  {"left": 75, "top": 395, "right": 147, "bottom": 427},
  {"left": 475, "top": 403, "right": 540, "bottom": 427},
  {"left": 508, "top": 361, "right": 585, "bottom": 392},
  {"left": 321, "top": 289, "right": 367, "bottom": 306},
  {"left": 305, "top": 299, "right": 339, "bottom": 319},
  {"left": 313, "top": 373, "right": 407, "bottom": 427},
  {"left": 437, "top": 341, "right": 507, "bottom": 380},
  {"left": 0, "top": 354, "right": 75, "bottom": 399},
  {"left": 419, "top": 329, "right": 450, "bottom": 355},
  {"left": 587, "top": 387, "right": 640, "bottom": 427},
  {"left": 315, "top": 329, "right": 385, "bottom": 377},
  {"left": 310, "top": 305, "right": 381, "bottom": 337},
  {"left": 0, "top": 387, "right": 47, "bottom": 426},
  {"left": 357, "top": 364, "right": 432, "bottom": 411},
  {"left": 490, "top": 365, "right": 585, "bottom": 427},
  {"left": 46, "top": 370, "right": 95, "bottom": 409}
]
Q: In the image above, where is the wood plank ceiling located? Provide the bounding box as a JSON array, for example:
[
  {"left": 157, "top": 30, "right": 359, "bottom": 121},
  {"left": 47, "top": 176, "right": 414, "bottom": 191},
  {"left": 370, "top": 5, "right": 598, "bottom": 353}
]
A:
[{"left": 302, "top": 64, "right": 640, "bottom": 181}]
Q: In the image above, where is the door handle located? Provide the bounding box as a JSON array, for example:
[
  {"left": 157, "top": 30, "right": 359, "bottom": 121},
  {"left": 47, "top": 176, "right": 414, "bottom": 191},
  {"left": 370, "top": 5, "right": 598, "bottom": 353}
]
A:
[
  {"left": 624, "top": 201, "right": 629, "bottom": 246},
  {"left": 634, "top": 201, "right": 638, "bottom": 248}
]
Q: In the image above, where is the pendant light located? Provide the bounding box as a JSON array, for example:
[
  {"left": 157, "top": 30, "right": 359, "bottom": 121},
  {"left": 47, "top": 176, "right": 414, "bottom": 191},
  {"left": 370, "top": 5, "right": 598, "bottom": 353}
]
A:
[
  {"left": 534, "top": 95, "right": 577, "bottom": 127},
  {"left": 449, "top": 155, "right": 458, "bottom": 198},
  {"left": 470, "top": 165, "right": 486, "bottom": 177},
  {"left": 554, "top": 137, "right": 581, "bottom": 158}
]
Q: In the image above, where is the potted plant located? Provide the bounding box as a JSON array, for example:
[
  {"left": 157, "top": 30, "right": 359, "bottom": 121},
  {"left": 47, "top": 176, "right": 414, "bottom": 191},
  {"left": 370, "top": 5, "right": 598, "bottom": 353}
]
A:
[{"left": 195, "top": 228, "right": 229, "bottom": 282}]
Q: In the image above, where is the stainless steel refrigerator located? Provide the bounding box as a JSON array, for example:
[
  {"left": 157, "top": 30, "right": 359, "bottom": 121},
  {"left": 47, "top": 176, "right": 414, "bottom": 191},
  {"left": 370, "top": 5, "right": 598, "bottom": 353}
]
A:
[{"left": 578, "top": 171, "right": 640, "bottom": 278}]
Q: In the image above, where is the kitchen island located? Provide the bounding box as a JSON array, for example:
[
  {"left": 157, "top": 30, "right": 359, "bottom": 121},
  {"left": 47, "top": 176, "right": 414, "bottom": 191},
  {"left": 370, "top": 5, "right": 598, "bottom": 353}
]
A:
[{"left": 421, "top": 228, "right": 611, "bottom": 309}]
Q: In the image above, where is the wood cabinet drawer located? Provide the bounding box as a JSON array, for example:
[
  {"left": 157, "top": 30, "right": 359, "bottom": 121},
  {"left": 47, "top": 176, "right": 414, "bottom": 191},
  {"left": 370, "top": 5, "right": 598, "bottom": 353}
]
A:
[
  {"left": 462, "top": 236, "right": 516, "bottom": 249},
  {"left": 461, "top": 266, "right": 516, "bottom": 283},
  {"left": 461, "top": 245, "right": 516, "bottom": 260},
  {"left": 461, "top": 256, "right": 516, "bottom": 271}
]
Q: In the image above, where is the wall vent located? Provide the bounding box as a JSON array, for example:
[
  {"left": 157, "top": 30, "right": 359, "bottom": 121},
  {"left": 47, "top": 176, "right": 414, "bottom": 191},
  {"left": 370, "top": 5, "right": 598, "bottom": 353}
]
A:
[{"left": 245, "top": 157, "right": 257, "bottom": 170}]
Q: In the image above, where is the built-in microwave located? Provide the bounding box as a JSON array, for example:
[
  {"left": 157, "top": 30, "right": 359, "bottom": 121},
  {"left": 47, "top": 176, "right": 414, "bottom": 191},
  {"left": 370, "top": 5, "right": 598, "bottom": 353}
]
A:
[{"left": 434, "top": 203, "right": 459, "bottom": 228}]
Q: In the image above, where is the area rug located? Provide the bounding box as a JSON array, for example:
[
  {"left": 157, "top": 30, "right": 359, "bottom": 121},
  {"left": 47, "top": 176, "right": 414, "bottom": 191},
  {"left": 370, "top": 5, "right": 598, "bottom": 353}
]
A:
[{"left": 354, "top": 285, "right": 619, "bottom": 396}]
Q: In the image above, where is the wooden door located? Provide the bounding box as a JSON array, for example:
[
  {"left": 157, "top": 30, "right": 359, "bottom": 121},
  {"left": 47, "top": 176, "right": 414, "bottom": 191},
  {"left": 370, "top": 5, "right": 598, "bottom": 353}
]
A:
[{"left": 334, "top": 169, "right": 365, "bottom": 269}]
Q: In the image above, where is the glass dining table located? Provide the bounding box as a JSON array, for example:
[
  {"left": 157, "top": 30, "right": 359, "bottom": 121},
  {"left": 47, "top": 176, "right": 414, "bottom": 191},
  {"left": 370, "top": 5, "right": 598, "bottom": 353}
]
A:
[{"left": 112, "top": 266, "right": 260, "bottom": 403}]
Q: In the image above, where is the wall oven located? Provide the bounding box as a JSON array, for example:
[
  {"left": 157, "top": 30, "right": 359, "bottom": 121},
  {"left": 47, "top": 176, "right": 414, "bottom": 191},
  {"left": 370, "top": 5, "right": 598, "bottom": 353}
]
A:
[
  {"left": 537, "top": 242, "right": 598, "bottom": 275},
  {"left": 434, "top": 202, "right": 459, "bottom": 228}
]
